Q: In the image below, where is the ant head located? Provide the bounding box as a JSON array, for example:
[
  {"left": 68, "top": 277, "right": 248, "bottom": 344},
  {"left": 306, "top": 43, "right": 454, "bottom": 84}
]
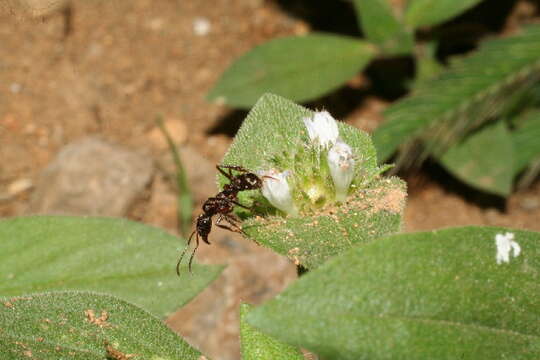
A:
[{"left": 197, "top": 213, "right": 212, "bottom": 227}]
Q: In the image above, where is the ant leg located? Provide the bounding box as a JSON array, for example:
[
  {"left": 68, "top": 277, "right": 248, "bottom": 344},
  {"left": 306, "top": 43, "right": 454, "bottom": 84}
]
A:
[
  {"left": 220, "top": 212, "right": 246, "bottom": 229},
  {"left": 217, "top": 164, "right": 250, "bottom": 177},
  {"left": 216, "top": 165, "right": 235, "bottom": 181},
  {"left": 228, "top": 199, "right": 252, "bottom": 211},
  {"left": 224, "top": 213, "right": 242, "bottom": 226},
  {"left": 218, "top": 164, "right": 250, "bottom": 172},
  {"left": 221, "top": 214, "right": 261, "bottom": 245},
  {"left": 215, "top": 214, "right": 243, "bottom": 233},
  {"left": 176, "top": 230, "right": 196, "bottom": 276},
  {"left": 220, "top": 196, "right": 255, "bottom": 211}
]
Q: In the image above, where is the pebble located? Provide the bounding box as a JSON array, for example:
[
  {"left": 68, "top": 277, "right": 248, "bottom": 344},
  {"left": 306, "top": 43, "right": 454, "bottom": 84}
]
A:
[
  {"left": 193, "top": 17, "right": 211, "bottom": 36},
  {"left": 9, "top": 83, "right": 22, "bottom": 93},
  {"left": 7, "top": 178, "right": 33, "bottom": 196},
  {"left": 17, "top": 0, "right": 69, "bottom": 17},
  {"left": 519, "top": 197, "right": 539, "bottom": 210},
  {"left": 28, "top": 136, "right": 153, "bottom": 216}
]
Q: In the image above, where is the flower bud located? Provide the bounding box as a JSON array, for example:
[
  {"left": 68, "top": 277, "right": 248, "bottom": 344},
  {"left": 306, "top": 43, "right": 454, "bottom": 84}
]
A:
[
  {"left": 303, "top": 111, "right": 339, "bottom": 148},
  {"left": 327, "top": 139, "right": 355, "bottom": 202},
  {"left": 259, "top": 169, "right": 298, "bottom": 216}
]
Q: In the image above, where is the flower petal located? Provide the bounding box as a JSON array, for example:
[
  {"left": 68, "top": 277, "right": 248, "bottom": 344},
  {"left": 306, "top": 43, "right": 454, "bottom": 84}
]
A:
[
  {"left": 328, "top": 139, "right": 355, "bottom": 201},
  {"left": 303, "top": 111, "right": 339, "bottom": 148},
  {"left": 259, "top": 169, "right": 298, "bottom": 215}
]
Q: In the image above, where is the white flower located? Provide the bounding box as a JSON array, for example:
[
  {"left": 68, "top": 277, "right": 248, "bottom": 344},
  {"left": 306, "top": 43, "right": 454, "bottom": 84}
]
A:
[
  {"left": 303, "top": 111, "right": 339, "bottom": 148},
  {"left": 328, "top": 139, "right": 355, "bottom": 202},
  {"left": 259, "top": 169, "right": 298, "bottom": 215},
  {"left": 495, "top": 232, "right": 521, "bottom": 264}
]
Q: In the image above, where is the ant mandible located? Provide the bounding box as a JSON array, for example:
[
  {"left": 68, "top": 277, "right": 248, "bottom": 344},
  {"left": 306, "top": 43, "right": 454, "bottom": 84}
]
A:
[{"left": 176, "top": 165, "right": 265, "bottom": 276}]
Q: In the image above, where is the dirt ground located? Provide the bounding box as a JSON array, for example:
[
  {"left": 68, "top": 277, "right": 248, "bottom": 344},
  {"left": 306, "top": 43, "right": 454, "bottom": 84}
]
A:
[{"left": 1, "top": 0, "right": 540, "bottom": 358}]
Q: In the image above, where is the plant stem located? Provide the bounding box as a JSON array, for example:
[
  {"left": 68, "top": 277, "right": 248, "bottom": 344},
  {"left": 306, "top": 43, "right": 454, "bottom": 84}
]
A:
[{"left": 156, "top": 116, "right": 193, "bottom": 238}]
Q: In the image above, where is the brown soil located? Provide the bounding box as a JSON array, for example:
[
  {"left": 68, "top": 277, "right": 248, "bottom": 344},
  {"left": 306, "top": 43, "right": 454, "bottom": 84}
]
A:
[{"left": 1, "top": 0, "right": 540, "bottom": 358}]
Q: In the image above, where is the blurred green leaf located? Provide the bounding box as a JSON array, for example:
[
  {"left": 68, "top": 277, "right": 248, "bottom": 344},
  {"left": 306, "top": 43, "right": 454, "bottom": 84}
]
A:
[
  {"left": 240, "top": 304, "right": 304, "bottom": 360},
  {"left": 373, "top": 24, "right": 540, "bottom": 163},
  {"left": 0, "top": 291, "right": 201, "bottom": 359},
  {"left": 352, "top": 0, "right": 414, "bottom": 55},
  {"left": 208, "top": 34, "right": 376, "bottom": 107},
  {"left": 439, "top": 121, "right": 514, "bottom": 196},
  {"left": 414, "top": 41, "right": 444, "bottom": 85},
  {"left": 248, "top": 226, "right": 540, "bottom": 360},
  {"left": 405, "top": 0, "right": 485, "bottom": 28},
  {"left": 0, "top": 216, "right": 223, "bottom": 317},
  {"left": 512, "top": 110, "right": 540, "bottom": 174},
  {"left": 221, "top": 94, "right": 405, "bottom": 269}
]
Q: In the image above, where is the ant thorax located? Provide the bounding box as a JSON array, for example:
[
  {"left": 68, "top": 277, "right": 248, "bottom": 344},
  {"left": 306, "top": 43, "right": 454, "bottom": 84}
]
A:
[{"left": 237, "top": 173, "right": 262, "bottom": 190}]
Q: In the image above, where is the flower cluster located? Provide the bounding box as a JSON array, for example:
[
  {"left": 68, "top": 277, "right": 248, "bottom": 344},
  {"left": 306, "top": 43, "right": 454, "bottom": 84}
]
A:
[{"left": 259, "top": 111, "right": 356, "bottom": 215}]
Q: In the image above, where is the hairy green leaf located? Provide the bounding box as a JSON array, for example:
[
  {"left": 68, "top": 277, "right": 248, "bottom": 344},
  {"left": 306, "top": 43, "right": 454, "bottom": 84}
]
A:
[
  {"left": 0, "top": 216, "right": 223, "bottom": 317},
  {"left": 439, "top": 121, "right": 514, "bottom": 196},
  {"left": 221, "top": 94, "right": 406, "bottom": 269},
  {"left": 248, "top": 226, "right": 540, "bottom": 360},
  {"left": 373, "top": 24, "right": 540, "bottom": 163},
  {"left": 0, "top": 291, "right": 200, "bottom": 359},
  {"left": 242, "top": 176, "right": 405, "bottom": 269},
  {"left": 207, "top": 34, "right": 376, "bottom": 107},
  {"left": 352, "top": 0, "right": 414, "bottom": 55},
  {"left": 240, "top": 304, "right": 304, "bottom": 360},
  {"left": 221, "top": 94, "right": 380, "bottom": 176},
  {"left": 405, "top": 0, "right": 485, "bottom": 28},
  {"left": 512, "top": 109, "right": 540, "bottom": 174}
]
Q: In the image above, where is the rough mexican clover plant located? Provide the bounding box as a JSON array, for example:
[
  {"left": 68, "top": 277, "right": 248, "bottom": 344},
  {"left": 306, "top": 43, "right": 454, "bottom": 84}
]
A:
[{"left": 219, "top": 94, "right": 406, "bottom": 269}]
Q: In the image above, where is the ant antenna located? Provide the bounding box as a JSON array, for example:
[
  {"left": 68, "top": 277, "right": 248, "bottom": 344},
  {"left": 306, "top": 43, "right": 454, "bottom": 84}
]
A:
[
  {"left": 187, "top": 238, "right": 200, "bottom": 274},
  {"left": 176, "top": 231, "right": 196, "bottom": 276}
]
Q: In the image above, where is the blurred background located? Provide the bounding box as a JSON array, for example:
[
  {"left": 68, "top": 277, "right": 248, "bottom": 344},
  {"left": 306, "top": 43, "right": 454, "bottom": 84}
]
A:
[{"left": 1, "top": 0, "right": 539, "bottom": 359}]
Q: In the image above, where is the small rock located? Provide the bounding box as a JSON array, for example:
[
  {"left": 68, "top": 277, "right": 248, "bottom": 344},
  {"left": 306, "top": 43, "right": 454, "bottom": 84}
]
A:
[
  {"left": 148, "top": 119, "right": 188, "bottom": 150},
  {"left": 17, "top": 0, "right": 69, "bottom": 17},
  {"left": 1, "top": 114, "right": 20, "bottom": 132},
  {"left": 519, "top": 197, "right": 539, "bottom": 210},
  {"left": 10, "top": 83, "right": 22, "bottom": 94},
  {"left": 483, "top": 208, "right": 502, "bottom": 225},
  {"left": 193, "top": 17, "right": 211, "bottom": 36},
  {"left": 28, "top": 137, "right": 153, "bottom": 216},
  {"left": 146, "top": 17, "right": 165, "bottom": 31},
  {"left": 293, "top": 20, "right": 310, "bottom": 35},
  {"left": 7, "top": 178, "right": 33, "bottom": 196}
]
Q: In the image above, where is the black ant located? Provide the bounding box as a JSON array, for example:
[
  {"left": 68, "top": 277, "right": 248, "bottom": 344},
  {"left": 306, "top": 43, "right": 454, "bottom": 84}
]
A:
[{"left": 176, "top": 165, "right": 266, "bottom": 276}]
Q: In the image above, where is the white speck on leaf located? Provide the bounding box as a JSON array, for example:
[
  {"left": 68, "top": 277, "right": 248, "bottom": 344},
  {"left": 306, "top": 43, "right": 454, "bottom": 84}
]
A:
[{"left": 495, "top": 232, "right": 521, "bottom": 264}]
